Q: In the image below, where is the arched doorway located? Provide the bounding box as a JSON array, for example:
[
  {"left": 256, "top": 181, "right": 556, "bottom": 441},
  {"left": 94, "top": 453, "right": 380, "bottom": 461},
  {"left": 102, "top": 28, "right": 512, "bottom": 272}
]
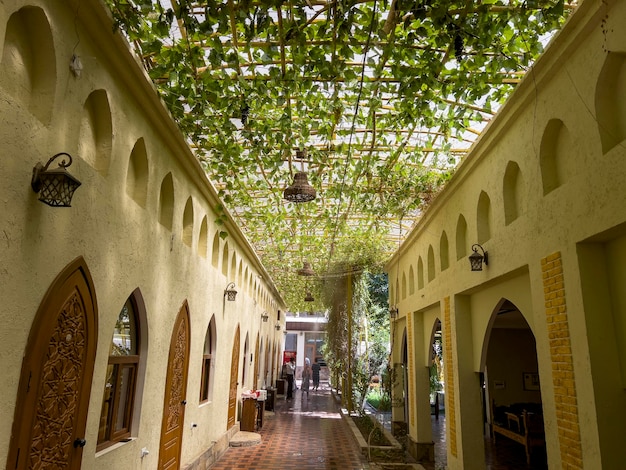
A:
[
  {"left": 227, "top": 326, "right": 241, "bottom": 429},
  {"left": 158, "top": 301, "right": 191, "bottom": 470},
  {"left": 7, "top": 257, "right": 97, "bottom": 470},
  {"left": 482, "top": 299, "right": 546, "bottom": 466}
]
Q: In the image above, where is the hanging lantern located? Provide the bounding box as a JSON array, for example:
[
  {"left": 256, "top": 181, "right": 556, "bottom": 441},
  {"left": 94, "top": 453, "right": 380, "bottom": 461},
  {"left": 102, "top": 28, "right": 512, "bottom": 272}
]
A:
[
  {"left": 297, "top": 261, "right": 316, "bottom": 276},
  {"left": 304, "top": 291, "right": 315, "bottom": 302},
  {"left": 283, "top": 171, "right": 316, "bottom": 203}
]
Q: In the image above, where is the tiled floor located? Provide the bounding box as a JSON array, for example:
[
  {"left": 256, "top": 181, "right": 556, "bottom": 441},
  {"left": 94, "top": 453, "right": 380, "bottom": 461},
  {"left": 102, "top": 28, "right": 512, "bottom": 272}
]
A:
[{"left": 209, "top": 381, "right": 371, "bottom": 470}]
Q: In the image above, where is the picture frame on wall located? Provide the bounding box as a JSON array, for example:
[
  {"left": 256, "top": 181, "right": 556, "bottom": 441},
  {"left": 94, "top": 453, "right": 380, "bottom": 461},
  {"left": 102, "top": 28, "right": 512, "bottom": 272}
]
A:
[{"left": 523, "top": 372, "right": 540, "bottom": 391}]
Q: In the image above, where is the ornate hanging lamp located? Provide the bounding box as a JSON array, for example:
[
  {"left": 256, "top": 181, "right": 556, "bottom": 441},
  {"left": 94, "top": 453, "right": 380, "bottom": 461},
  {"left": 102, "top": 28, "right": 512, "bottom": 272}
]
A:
[
  {"left": 297, "top": 261, "right": 316, "bottom": 276},
  {"left": 283, "top": 171, "right": 316, "bottom": 203},
  {"left": 283, "top": 147, "right": 316, "bottom": 203}
]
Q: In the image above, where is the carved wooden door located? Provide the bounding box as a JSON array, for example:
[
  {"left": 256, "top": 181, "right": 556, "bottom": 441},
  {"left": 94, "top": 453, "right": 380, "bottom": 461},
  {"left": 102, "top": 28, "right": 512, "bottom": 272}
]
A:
[
  {"left": 7, "top": 258, "right": 97, "bottom": 470},
  {"left": 227, "top": 326, "right": 240, "bottom": 429},
  {"left": 158, "top": 303, "right": 190, "bottom": 470}
]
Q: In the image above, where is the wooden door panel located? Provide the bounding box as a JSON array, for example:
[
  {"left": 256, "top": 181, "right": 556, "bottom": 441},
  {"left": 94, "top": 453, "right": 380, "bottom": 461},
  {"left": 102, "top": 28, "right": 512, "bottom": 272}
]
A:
[
  {"left": 158, "top": 303, "right": 190, "bottom": 470},
  {"left": 227, "top": 326, "right": 240, "bottom": 429},
  {"left": 7, "top": 258, "right": 97, "bottom": 470}
]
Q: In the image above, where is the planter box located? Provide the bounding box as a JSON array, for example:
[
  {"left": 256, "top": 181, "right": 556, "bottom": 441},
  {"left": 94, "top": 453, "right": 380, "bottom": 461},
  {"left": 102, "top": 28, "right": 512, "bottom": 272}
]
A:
[{"left": 339, "top": 407, "right": 405, "bottom": 463}]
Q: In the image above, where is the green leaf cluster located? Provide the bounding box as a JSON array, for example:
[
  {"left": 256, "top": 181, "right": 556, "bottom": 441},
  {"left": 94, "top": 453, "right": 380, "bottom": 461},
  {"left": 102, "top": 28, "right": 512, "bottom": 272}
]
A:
[{"left": 105, "top": 0, "right": 574, "bottom": 306}]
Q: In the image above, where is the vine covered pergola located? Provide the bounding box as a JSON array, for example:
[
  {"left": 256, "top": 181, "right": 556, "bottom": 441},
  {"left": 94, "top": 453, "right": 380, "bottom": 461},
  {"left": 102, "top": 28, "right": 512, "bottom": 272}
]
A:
[{"left": 107, "top": 0, "right": 575, "bottom": 309}]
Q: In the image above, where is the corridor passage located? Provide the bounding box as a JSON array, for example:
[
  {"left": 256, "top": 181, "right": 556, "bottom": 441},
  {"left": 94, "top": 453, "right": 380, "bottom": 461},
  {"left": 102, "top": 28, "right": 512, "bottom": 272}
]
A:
[{"left": 209, "top": 382, "right": 371, "bottom": 470}]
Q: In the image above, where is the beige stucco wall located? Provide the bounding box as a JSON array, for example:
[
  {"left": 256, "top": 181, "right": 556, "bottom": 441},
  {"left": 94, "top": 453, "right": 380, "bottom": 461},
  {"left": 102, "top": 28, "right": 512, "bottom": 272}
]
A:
[
  {"left": 387, "top": 0, "right": 626, "bottom": 468},
  {"left": 0, "top": 0, "right": 286, "bottom": 469}
]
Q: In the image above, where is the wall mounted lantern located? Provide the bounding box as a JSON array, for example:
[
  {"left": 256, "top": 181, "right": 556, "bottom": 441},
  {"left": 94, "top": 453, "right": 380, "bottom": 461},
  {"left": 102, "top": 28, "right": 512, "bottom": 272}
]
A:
[
  {"left": 469, "top": 244, "right": 489, "bottom": 271},
  {"left": 224, "top": 282, "right": 238, "bottom": 301},
  {"left": 389, "top": 307, "right": 398, "bottom": 319},
  {"left": 304, "top": 291, "right": 315, "bottom": 302},
  {"left": 261, "top": 312, "right": 269, "bottom": 322},
  {"left": 31, "top": 152, "right": 82, "bottom": 207},
  {"left": 275, "top": 324, "right": 281, "bottom": 331}
]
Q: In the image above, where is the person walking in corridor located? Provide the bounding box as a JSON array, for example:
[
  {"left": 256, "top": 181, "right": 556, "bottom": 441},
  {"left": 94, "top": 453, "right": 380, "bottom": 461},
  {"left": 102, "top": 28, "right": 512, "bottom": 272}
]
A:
[
  {"left": 285, "top": 357, "right": 295, "bottom": 399},
  {"left": 301, "top": 358, "right": 311, "bottom": 397},
  {"left": 311, "top": 358, "right": 321, "bottom": 391}
]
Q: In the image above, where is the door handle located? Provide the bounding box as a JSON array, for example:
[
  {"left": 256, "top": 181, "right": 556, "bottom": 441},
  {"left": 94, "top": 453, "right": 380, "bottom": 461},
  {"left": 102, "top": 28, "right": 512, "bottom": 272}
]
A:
[
  {"left": 181, "top": 400, "right": 187, "bottom": 405},
  {"left": 73, "top": 438, "right": 86, "bottom": 448}
]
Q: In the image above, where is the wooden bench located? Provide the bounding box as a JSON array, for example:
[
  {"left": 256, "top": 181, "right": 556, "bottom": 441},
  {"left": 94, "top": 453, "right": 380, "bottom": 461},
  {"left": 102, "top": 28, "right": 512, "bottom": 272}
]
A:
[{"left": 492, "top": 405, "right": 545, "bottom": 465}]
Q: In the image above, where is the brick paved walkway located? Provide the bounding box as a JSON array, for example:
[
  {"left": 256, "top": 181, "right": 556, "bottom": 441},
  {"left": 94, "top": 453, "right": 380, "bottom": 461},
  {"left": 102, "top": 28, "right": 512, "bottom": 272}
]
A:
[{"left": 209, "top": 382, "right": 370, "bottom": 470}]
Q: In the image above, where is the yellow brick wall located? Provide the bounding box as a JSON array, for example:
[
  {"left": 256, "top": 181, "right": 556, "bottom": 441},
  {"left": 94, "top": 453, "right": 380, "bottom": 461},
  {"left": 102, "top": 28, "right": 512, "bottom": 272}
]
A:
[
  {"left": 542, "top": 252, "right": 583, "bottom": 469},
  {"left": 443, "top": 296, "right": 457, "bottom": 457}
]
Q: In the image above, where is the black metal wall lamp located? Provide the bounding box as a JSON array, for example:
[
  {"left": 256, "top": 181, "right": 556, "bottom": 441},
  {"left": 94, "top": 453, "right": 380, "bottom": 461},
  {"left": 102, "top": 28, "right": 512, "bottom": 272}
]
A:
[
  {"left": 31, "top": 152, "right": 81, "bottom": 207},
  {"left": 224, "top": 282, "right": 238, "bottom": 301},
  {"left": 469, "top": 244, "right": 488, "bottom": 271}
]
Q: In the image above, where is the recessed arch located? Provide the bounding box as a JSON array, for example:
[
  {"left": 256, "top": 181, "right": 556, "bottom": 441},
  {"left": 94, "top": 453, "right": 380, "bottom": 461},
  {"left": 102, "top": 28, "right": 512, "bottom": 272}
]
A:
[
  {"left": 456, "top": 215, "right": 467, "bottom": 261},
  {"left": 222, "top": 242, "right": 230, "bottom": 277},
  {"left": 126, "top": 139, "right": 149, "bottom": 208},
  {"left": 79, "top": 90, "right": 113, "bottom": 176},
  {"left": 198, "top": 216, "right": 208, "bottom": 258},
  {"left": 0, "top": 6, "right": 55, "bottom": 124},
  {"left": 440, "top": 231, "right": 449, "bottom": 271},
  {"left": 477, "top": 191, "right": 491, "bottom": 244},
  {"left": 158, "top": 173, "right": 174, "bottom": 230},
  {"left": 230, "top": 252, "right": 237, "bottom": 281},
  {"left": 417, "top": 257, "right": 424, "bottom": 290},
  {"left": 503, "top": 161, "right": 524, "bottom": 225},
  {"left": 595, "top": 52, "right": 626, "bottom": 155},
  {"left": 408, "top": 265, "right": 415, "bottom": 295},
  {"left": 182, "top": 197, "right": 194, "bottom": 247},
  {"left": 427, "top": 245, "right": 435, "bottom": 282},
  {"left": 540, "top": 119, "right": 571, "bottom": 195},
  {"left": 401, "top": 271, "right": 407, "bottom": 299},
  {"left": 211, "top": 232, "right": 220, "bottom": 268}
]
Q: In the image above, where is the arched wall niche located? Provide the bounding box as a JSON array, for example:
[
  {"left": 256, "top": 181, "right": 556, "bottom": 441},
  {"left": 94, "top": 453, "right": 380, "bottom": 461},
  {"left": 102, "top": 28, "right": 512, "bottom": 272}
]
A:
[
  {"left": 198, "top": 216, "right": 208, "bottom": 258},
  {"left": 401, "top": 272, "right": 407, "bottom": 299},
  {"left": 408, "top": 265, "right": 415, "bottom": 295},
  {"left": 440, "top": 231, "right": 449, "bottom": 271},
  {"left": 211, "top": 232, "right": 220, "bottom": 268},
  {"left": 456, "top": 215, "right": 467, "bottom": 260},
  {"left": 595, "top": 52, "right": 626, "bottom": 155},
  {"left": 221, "top": 242, "right": 230, "bottom": 277},
  {"left": 503, "top": 161, "right": 523, "bottom": 225},
  {"left": 126, "top": 138, "right": 149, "bottom": 208},
  {"left": 158, "top": 173, "right": 174, "bottom": 230},
  {"left": 477, "top": 191, "right": 491, "bottom": 244},
  {"left": 230, "top": 253, "right": 237, "bottom": 282},
  {"left": 540, "top": 118, "right": 572, "bottom": 195},
  {"left": 417, "top": 257, "right": 424, "bottom": 290},
  {"left": 79, "top": 90, "right": 113, "bottom": 176},
  {"left": 0, "top": 6, "right": 55, "bottom": 124},
  {"left": 182, "top": 197, "right": 194, "bottom": 247},
  {"left": 427, "top": 245, "right": 435, "bottom": 282}
]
